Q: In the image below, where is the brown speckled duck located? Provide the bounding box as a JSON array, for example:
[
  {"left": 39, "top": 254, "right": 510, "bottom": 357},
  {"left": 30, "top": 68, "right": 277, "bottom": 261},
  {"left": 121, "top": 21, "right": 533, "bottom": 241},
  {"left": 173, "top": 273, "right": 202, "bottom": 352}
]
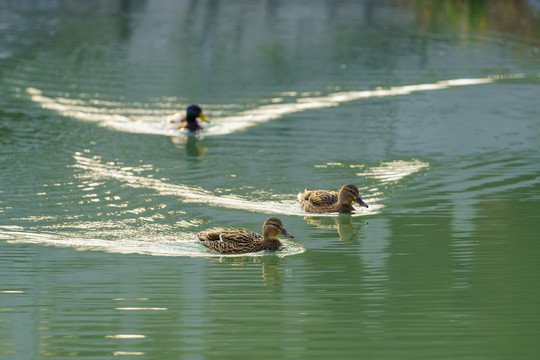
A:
[
  {"left": 298, "top": 184, "right": 368, "bottom": 214},
  {"left": 196, "top": 217, "right": 294, "bottom": 254}
]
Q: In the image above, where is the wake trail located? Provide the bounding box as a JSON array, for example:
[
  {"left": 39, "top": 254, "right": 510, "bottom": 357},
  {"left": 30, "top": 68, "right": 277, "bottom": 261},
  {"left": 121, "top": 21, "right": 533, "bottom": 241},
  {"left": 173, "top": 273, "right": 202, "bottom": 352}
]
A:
[{"left": 26, "top": 73, "right": 538, "bottom": 136}]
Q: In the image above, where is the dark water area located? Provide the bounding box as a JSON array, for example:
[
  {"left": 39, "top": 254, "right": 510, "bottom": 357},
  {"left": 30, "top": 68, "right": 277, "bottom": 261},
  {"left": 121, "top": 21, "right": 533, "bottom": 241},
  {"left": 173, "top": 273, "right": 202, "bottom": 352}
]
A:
[{"left": 1, "top": 0, "right": 540, "bottom": 359}]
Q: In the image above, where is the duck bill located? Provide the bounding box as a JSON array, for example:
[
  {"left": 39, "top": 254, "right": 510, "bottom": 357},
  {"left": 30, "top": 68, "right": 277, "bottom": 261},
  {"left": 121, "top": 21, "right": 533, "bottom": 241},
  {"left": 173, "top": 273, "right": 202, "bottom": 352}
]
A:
[
  {"left": 356, "top": 199, "right": 369, "bottom": 208},
  {"left": 198, "top": 113, "right": 210, "bottom": 123},
  {"left": 280, "top": 229, "right": 294, "bottom": 238}
]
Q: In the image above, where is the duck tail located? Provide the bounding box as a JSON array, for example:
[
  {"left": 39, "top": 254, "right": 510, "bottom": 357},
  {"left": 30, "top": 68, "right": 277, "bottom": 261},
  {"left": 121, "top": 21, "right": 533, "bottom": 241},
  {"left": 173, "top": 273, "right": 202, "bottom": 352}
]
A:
[
  {"left": 193, "top": 232, "right": 209, "bottom": 245},
  {"left": 298, "top": 189, "right": 313, "bottom": 202}
]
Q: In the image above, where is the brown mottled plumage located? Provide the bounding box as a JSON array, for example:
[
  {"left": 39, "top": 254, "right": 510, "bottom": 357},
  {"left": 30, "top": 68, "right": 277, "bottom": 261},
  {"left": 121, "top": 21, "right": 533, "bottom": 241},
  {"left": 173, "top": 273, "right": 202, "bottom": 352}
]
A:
[
  {"left": 298, "top": 184, "right": 369, "bottom": 214},
  {"left": 196, "top": 217, "right": 294, "bottom": 254}
]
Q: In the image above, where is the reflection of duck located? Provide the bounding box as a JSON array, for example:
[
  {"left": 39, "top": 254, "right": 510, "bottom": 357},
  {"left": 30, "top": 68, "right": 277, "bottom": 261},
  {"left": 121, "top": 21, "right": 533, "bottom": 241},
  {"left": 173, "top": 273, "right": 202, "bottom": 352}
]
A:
[
  {"left": 304, "top": 215, "right": 367, "bottom": 244},
  {"left": 185, "top": 135, "right": 206, "bottom": 157},
  {"left": 298, "top": 184, "right": 368, "bottom": 213},
  {"left": 335, "top": 215, "right": 362, "bottom": 243},
  {"left": 165, "top": 104, "right": 209, "bottom": 132},
  {"left": 169, "top": 130, "right": 207, "bottom": 156},
  {"left": 196, "top": 217, "right": 294, "bottom": 254},
  {"left": 262, "top": 260, "right": 284, "bottom": 288},
  {"left": 211, "top": 255, "right": 285, "bottom": 287}
]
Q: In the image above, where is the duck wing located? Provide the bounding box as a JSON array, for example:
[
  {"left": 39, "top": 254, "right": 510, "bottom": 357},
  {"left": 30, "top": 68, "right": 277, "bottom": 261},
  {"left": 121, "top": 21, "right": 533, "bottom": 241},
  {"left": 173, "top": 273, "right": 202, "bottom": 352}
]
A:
[
  {"left": 300, "top": 190, "right": 339, "bottom": 213},
  {"left": 196, "top": 230, "right": 263, "bottom": 254},
  {"left": 307, "top": 190, "right": 338, "bottom": 206}
]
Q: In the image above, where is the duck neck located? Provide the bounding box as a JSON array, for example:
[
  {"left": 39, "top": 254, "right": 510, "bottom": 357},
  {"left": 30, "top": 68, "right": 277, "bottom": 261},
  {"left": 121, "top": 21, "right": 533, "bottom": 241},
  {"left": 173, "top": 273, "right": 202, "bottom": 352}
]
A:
[
  {"left": 262, "top": 229, "right": 279, "bottom": 241},
  {"left": 335, "top": 203, "right": 355, "bottom": 213},
  {"left": 337, "top": 193, "right": 352, "bottom": 206},
  {"left": 186, "top": 114, "right": 198, "bottom": 124}
]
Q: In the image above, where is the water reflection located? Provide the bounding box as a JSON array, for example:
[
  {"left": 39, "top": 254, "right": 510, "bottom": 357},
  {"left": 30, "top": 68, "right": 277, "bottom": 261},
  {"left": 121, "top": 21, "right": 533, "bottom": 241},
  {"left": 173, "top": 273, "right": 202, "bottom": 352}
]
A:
[
  {"left": 358, "top": 218, "right": 392, "bottom": 337},
  {"left": 169, "top": 134, "right": 208, "bottom": 158},
  {"left": 184, "top": 136, "right": 207, "bottom": 157},
  {"left": 0, "top": 0, "right": 147, "bottom": 14},
  {"left": 450, "top": 196, "right": 478, "bottom": 290},
  {"left": 410, "top": 0, "right": 540, "bottom": 39},
  {"left": 211, "top": 254, "right": 286, "bottom": 287},
  {"left": 304, "top": 215, "right": 368, "bottom": 244}
]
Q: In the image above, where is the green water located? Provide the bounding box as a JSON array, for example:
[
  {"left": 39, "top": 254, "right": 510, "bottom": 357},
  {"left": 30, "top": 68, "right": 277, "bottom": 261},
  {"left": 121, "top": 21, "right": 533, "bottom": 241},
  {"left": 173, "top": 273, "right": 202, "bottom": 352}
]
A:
[{"left": 1, "top": 1, "right": 540, "bottom": 359}]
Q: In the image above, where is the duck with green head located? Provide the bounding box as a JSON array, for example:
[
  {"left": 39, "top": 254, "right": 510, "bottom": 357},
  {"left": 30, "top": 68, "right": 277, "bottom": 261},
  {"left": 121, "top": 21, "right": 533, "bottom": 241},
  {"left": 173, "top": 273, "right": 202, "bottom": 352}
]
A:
[
  {"left": 298, "top": 184, "right": 369, "bottom": 214},
  {"left": 196, "top": 217, "right": 294, "bottom": 255},
  {"left": 166, "top": 104, "right": 209, "bottom": 132}
]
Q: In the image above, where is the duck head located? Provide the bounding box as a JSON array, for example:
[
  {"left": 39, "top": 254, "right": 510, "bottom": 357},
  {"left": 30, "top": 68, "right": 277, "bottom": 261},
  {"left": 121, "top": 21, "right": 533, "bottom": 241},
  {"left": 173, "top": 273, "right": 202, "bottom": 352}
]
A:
[
  {"left": 186, "top": 104, "right": 209, "bottom": 122},
  {"left": 338, "top": 184, "right": 369, "bottom": 208},
  {"left": 262, "top": 217, "right": 294, "bottom": 239}
]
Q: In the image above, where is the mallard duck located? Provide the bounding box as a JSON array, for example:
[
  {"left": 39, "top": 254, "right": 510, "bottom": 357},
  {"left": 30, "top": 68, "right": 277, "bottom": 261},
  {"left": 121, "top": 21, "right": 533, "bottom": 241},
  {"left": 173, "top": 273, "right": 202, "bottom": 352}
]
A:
[
  {"left": 298, "top": 183, "right": 368, "bottom": 214},
  {"left": 196, "top": 217, "right": 294, "bottom": 254},
  {"left": 165, "top": 104, "right": 209, "bottom": 132}
]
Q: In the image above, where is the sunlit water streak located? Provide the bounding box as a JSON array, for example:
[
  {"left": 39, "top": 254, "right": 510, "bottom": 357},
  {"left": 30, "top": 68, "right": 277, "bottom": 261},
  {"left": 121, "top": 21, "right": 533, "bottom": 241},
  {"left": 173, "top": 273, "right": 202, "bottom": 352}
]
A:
[
  {"left": 72, "top": 153, "right": 383, "bottom": 216},
  {"left": 25, "top": 73, "right": 537, "bottom": 136},
  {"left": 357, "top": 160, "right": 430, "bottom": 184}
]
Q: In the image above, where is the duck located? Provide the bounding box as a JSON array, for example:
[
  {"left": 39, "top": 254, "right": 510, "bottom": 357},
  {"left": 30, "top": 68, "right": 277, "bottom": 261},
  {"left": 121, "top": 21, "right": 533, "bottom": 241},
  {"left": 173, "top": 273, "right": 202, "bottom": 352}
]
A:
[
  {"left": 298, "top": 183, "right": 369, "bottom": 214},
  {"left": 165, "top": 104, "right": 209, "bottom": 132},
  {"left": 195, "top": 217, "right": 294, "bottom": 254}
]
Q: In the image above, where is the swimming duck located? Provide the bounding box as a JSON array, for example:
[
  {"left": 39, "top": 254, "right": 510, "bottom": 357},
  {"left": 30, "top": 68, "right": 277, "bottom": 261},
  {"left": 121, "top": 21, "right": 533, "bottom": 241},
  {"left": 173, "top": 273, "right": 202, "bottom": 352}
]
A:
[
  {"left": 165, "top": 104, "right": 209, "bottom": 132},
  {"left": 298, "top": 183, "right": 368, "bottom": 214},
  {"left": 195, "top": 217, "right": 294, "bottom": 255}
]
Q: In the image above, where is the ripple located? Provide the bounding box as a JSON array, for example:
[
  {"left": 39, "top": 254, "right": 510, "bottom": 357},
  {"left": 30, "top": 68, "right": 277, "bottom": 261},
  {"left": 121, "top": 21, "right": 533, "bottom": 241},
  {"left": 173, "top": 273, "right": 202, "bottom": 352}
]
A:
[
  {"left": 402, "top": 154, "right": 540, "bottom": 207},
  {"left": 357, "top": 160, "right": 429, "bottom": 184},
  {"left": 105, "top": 334, "right": 147, "bottom": 339},
  {"left": 113, "top": 352, "right": 146, "bottom": 356}
]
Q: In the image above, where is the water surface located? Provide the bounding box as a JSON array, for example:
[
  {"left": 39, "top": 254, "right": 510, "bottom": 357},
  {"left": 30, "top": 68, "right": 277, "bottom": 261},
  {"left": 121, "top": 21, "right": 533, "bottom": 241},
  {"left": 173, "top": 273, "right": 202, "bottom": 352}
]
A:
[{"left": 1, "top": 1, "right": 540, "bottom": 359}]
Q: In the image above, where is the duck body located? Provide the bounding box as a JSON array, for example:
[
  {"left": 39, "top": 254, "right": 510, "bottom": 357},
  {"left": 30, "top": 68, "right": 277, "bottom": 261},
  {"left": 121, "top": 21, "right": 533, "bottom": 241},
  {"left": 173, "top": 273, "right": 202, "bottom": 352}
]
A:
[
  {"left": 299, "top": 184, "right": 368, "bottom": 214},
  {"left": 197, "top": 230, "right": 282, "bottom": 254},
  {"left": 196, "top": 217, "right": 293, "bottom": 255}
]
